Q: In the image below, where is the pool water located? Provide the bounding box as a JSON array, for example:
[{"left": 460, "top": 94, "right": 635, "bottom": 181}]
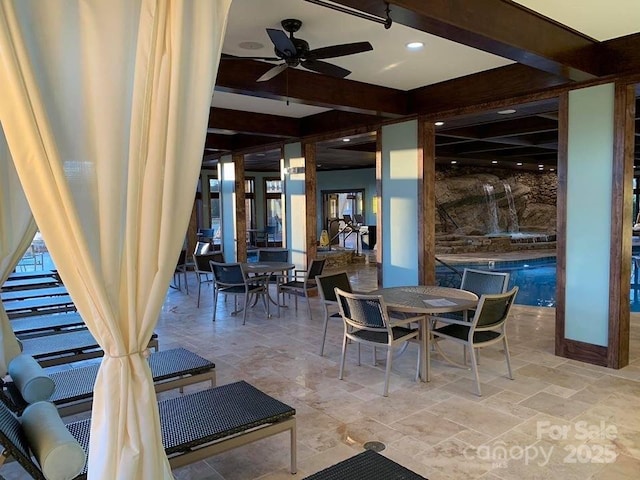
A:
[{"left": 436, "top": 257, "right": 640, "bottom": 312}]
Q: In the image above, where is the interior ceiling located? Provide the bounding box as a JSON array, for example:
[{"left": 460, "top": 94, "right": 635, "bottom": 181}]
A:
[{"left": 204, "top": 0, "right": 640, "bottom": 173}]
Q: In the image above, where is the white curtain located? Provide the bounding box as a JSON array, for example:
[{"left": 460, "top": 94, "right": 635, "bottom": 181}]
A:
[
  {"left": 0, "top": 1, "right": 231, "bottom": 478},
  {"left": 0, "top": 124, "right": 35, "bottom": 374}
]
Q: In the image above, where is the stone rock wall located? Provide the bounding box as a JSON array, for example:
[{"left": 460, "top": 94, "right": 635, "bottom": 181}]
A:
[{"left": 435, "top": 167, "right": 557, "bottom": 235}]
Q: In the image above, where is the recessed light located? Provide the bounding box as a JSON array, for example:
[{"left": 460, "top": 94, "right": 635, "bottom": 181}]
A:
[
  {"left": 450, "top": 160, "right": 457, "bottom": 164},
  {"left": 497, "top": 109, "right": 517, "bottom": 115},
  {"left": 516, "top": 162, "right": 523, "bottom": 166},
  {"left": 342, "top": 138, "right": 351, "bottom": 142},
  {"left": 239, "top": 41, "right": 264, "bottom": 50},
  {"left": 491, "top": 160, "right": 498, "bottom": 164},
  {"left": 550, "top": 168, "right": 555, "bottom": 171},
  {"left": 406, "top": 42, "right": 424, "bottom": 50},
  {"left": 538, "top": 164, "right": 544, "bottom": 168},
  {"left": 434, "top": 121, "right": 444, "bottom": 126},
  {"left": 538, "top": 167, "right": 544, "bottom": 170}
]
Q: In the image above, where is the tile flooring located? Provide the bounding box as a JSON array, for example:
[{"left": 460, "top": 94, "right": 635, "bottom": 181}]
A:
[{"left": 3, "top": 259, "right": 640, "bottom": 479}]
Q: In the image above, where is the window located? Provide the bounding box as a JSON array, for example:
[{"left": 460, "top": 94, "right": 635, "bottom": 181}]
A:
[
  {"left": 245, "top": 178, "right": 255, "bottom": 229},
  {"left": 264, "top": 178, "right": 283, "bottom": 245},
  {"left": 208, "top": 176, "right": 220, "bottom": 235}
]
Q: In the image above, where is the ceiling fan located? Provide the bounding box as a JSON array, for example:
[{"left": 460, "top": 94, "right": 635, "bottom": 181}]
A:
[{"left": 225, "top": 19, "right": 373, "bottom": 82}]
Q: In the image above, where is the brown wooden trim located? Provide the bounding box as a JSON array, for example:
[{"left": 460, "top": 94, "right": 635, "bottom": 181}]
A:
[
  {"left": 376, "top": 128, "right": 383, "bottom": 287},
  {"left": 555, "top": 93, "right": 568, "bottom": 358},
  {"left": 303, "top": 142, "right": 318, "bottom": 261},
  {"left": 561, "top": 339, "right": 609, "bottom": 367},
  {"left": 608, "top": 82, "right": 635, "bottom": 369},
  {"left": 418, "top": 117, "right": 436, "bottom": 285},
  {"left": 233, "top": 154, "right": 247, "bottom": 262}
]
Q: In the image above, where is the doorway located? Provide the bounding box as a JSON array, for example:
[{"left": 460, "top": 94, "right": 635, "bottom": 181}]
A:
[{"left": 322, "top": 190, "right": 364, "bottom": 248}]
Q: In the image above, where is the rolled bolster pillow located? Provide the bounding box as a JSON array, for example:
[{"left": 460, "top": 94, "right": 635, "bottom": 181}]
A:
[
  {"left": 21, "top": 402, "right": 86, "bottom": 480},
  {"left": 8, "top": 354, "right": 55, "bottom": 403}
]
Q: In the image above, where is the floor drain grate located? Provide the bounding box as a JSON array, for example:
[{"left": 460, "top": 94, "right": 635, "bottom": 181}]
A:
[{"left": 363, "top": 441, "right": 386, "bottom": 452}]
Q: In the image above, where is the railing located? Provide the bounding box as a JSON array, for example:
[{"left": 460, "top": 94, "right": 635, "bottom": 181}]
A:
[{"left": 435, "top": 256, "right": 463, "bottom": 281}]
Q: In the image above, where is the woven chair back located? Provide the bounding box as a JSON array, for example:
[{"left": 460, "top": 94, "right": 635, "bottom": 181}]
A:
[
  {"left": 474, "top": 287, "right": 519, "bottom": 329},
  {"left": 258, "top": 249, "right": 288, "bottom": 262},
  {"left": 306, "top": 259, "right": 326, "bottom": 281},
  {"left": 461, "top": 268, "right": 510, "bottom": 296},
  {"left": 317, "top": 272, "right": 352, "bottom": 303},
  {"left": 335, "top": 289, "right": 386, "bottom": 329},
  {"left": 210, "top": 262, "right": 245, "bottom": 286}
]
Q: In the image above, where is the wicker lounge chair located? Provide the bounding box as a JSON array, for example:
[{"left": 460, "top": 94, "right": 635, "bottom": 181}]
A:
[
  {"left": 20, "top": 329, "right": 159, "bottom": 367},
  {"left": 4, "top": 294, "right": 76, "bottom": 319},
  {"left": 0, "top": 347, "right": 215, "bottom": 416},
  {"left": 0, "top": 380, "right": 296, "bottom": 478},
  {"left": 11, "top": 312, "right": 85, "bottom": 338},
  {"left": 302, "top": 450, "right": 426, "bottom": 479}
]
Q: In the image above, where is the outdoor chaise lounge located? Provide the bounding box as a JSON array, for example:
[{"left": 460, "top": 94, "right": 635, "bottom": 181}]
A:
[
  {"left": 302, "top": 450, "right": 426, "bottom": 479},
  {"left": 0, "top": 380, "right": 297, "bottom": 478},
  {"left": 0, "top": 347, "right": 215, "bottom": 416},
  {"left": 20, "top": 328, "right": 159, "bottom": 367},
  {"left": 4, "top": 294, "right": 76, "bottom": 319},
  {"left": 10, "top": 312, "right": 85, "bottom": 338}
]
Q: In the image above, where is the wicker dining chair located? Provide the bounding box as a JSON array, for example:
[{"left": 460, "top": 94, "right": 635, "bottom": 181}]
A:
[
  {"left": 334, "top": 288, "right": 424, "bottom": 397},
  {"left": 210, "top": 261, "right": 269, "bottom": 325},
  {"left": 192, "top": 252, "right": 224, "bottom": 308},
  {"left": 315, "top": 271, "right": 353, "bottom": 356},
  {"left": 278, "top": 259, "right": 325, "bottom": 319},
  {"left": 431, "top": 286, "right": 519, "bottom": 396}
]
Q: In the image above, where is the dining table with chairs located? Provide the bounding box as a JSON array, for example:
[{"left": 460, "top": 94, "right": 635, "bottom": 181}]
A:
[{"left": 370, "top": 285, "right": 479, "bottom": 383}]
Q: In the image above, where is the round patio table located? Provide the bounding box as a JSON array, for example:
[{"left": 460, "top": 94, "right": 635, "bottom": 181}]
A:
[
  {"left": 242, "top": 262, "right": 295, "bottom": 316},
  {"left": 371, "top": 285, "right": 478, "bottom": 382}
]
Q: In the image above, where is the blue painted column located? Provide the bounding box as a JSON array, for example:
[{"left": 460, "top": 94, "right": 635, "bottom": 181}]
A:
[
  {"left": 219, "top": 155, "right": 237, "bottom": 261},
  {"left": 381, "top": 120, "right": 419, "bottom": 286},
  {"left": 283, "top": 143, "right": 307, "bottom": 268}
]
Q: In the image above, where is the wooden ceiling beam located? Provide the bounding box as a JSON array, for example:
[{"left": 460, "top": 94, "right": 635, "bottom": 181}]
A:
[
  {"left": 301, "top": 110, "right": 384, "bottom": 137},
  {"left": 208, "top": 107, "right": 300, "bottom": 138},
  {"left": 409, "top": 64, "right": 568, "bottom": 115},
  {"left": 331, "top": 0, "right": 601, "bottom": 81},
  {"left": 439, "top": 116, "right": 558, "bottom": 141},
  {"left": 214, "top": 58, "right": 407, "bottom": 117}
]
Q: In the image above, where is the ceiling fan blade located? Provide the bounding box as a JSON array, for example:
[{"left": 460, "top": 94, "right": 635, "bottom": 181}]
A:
[
  {"left": 306, "top": 41, "right": 373, "bottom": 60},
  {"left": 221, "top": 53, "right": 281, "bottom": 61},
  {"left": 257, "top": 63, "right": 288, "bottom": 82},
  {"left": 266, "top": 28, "right": 297, "bottom": 57},
  {"left": 301, "top": 59, "right": 351, "bottom": 78}
]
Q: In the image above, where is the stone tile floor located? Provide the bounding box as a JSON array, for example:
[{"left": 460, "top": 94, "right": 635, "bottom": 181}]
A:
[{"left": 3, "top": 258, "right": 640, "bottom": 479}]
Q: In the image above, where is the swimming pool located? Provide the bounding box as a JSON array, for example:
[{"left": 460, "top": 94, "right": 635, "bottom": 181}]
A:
[{"left": 436, "top": 256, "right": 640, "bottom": 312}]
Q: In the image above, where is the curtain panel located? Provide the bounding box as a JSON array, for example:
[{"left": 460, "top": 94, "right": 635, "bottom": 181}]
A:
[
  {"left": 0, "top": 125, "right": 35, "bottom": 374},
  {"left": 0, "top": 1, "right": 231, "bottom": 478}
]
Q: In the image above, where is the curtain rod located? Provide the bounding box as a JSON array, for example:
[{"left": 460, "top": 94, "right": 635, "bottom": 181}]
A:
[{"left": 302, "top": 1, "right": 393, "bottom": 29}]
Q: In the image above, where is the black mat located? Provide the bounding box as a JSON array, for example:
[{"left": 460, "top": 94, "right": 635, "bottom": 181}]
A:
[{"left": 303, "top": 450, "right": 428, "bottom": 480}]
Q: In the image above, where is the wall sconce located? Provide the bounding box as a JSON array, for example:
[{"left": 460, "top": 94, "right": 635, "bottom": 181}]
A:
[{"left": 284, "top": 166, "right": 306, "bottom": 175}]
